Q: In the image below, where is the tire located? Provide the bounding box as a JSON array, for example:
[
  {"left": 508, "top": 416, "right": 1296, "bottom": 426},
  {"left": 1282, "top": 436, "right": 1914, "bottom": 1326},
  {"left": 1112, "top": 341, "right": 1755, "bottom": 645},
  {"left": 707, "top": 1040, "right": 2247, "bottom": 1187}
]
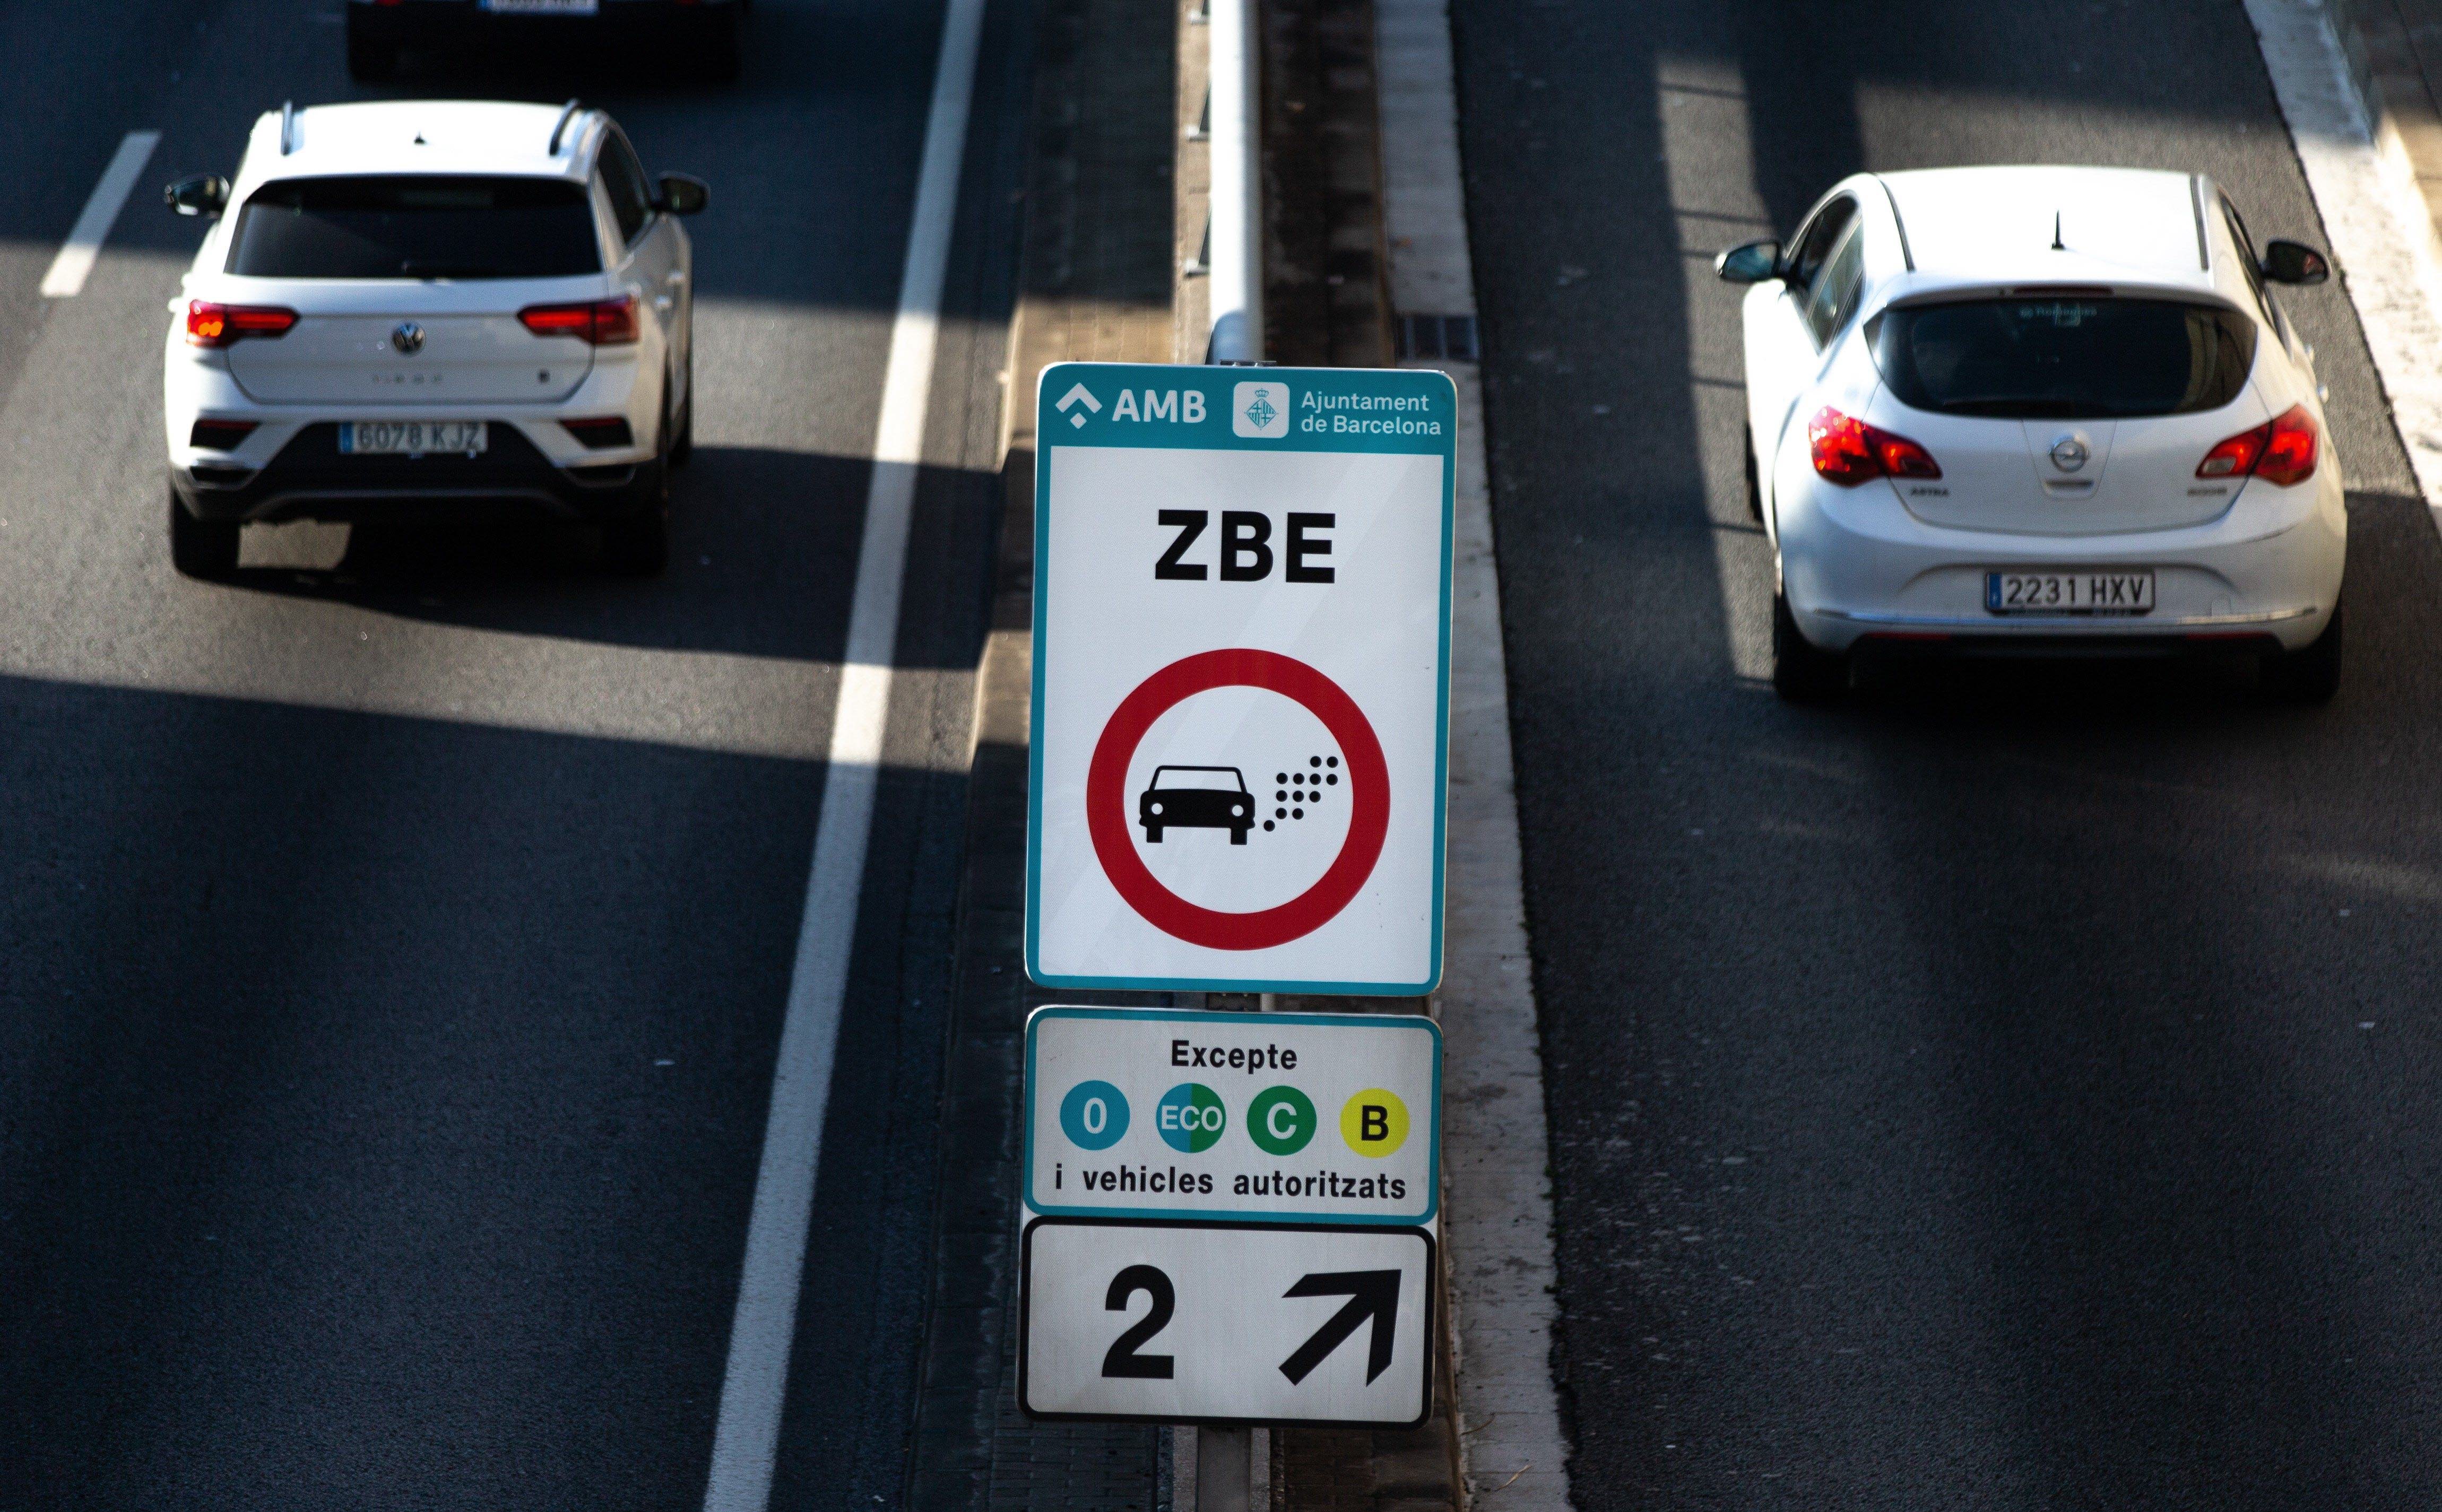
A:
[
  {"left": 604, "top": 391, "right": 674, "bottom": 575},
  {"left": 1143, "top": 826, "right": 1164, "bottom": 844},
  {"left": 669, "top": 352, "right": 695, "bottom": 469},
  {"left": 1744, "top": 421, "right": 1763, "bottom": 523},
  {"left": 601, "top": 488, "right": 669, "bottom": 575},
  {"left": 169, "top": 488, "right": 240, "bottom": 579},
  {"left": 1772, "top": 589, "right": 1848, "bottom": 702},
  {"left": 2262, "top": 597, "right": 2344, "bottom": 703},
  {"left": 345, "top": 12, "right": 399, "bottom": 81}
]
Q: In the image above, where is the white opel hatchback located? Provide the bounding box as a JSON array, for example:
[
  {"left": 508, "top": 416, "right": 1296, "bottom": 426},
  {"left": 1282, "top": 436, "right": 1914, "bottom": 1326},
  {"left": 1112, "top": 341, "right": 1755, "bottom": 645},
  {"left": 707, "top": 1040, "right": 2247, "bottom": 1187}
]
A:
[
  {"left": 1718, "top": 166, "right": 2345, "bottom": 701},
  {"left": 162, "top": 99, "right": 706, "bottom": 577}
]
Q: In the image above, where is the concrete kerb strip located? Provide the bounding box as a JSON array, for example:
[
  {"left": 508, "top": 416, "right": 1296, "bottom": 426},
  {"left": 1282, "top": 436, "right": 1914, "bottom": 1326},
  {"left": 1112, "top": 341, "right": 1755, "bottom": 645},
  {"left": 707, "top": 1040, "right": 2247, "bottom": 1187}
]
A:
[
  {"left": 2246, "top": 0, "right": 2442, "bottom": 532},
  {"left": 1377, "top": 0, "right": 1575, "bottom": 1505}
]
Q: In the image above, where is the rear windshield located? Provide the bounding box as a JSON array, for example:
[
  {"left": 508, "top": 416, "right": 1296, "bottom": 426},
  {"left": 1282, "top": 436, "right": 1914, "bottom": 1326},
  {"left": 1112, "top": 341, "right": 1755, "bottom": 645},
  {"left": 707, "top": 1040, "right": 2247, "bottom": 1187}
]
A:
[
  {"left": 227, "top": 176, "right": 601, "bottom": 279},
  {"left": 1866, "top": 298, "right": 2256, "bottom": 419}
]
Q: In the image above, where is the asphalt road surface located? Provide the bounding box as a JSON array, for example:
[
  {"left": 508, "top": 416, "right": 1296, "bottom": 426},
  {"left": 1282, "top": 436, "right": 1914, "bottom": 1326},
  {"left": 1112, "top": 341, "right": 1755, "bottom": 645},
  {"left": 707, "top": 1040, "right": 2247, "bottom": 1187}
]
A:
[
  {"left": 1453, "top": 0, "right": 2442, "bottom": 1505},
  {"left": 0, "top": 2, "right": 1024, "bottom": 1506}
]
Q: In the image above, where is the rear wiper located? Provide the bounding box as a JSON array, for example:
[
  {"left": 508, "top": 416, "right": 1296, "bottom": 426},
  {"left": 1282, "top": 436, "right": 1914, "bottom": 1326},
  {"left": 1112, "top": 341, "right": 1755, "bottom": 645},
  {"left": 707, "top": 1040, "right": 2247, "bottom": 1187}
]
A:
[{"left": 397, "top": 261, "right": 505, "bottom": 279}]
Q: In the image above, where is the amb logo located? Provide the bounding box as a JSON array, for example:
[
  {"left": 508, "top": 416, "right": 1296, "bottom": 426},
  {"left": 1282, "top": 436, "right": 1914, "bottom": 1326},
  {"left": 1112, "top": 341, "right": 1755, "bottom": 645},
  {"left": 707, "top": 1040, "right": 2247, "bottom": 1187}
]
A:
[{"left": 1054, "top": 381, "right": 1208, "bottom": 429}]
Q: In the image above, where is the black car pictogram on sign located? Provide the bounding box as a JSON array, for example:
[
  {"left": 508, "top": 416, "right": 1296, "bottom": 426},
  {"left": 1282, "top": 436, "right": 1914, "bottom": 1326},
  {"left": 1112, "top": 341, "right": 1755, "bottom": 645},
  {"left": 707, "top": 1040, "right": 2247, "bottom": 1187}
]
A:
[{"left": 1139, "top": 766, "right": 1254, "bottom": 845}]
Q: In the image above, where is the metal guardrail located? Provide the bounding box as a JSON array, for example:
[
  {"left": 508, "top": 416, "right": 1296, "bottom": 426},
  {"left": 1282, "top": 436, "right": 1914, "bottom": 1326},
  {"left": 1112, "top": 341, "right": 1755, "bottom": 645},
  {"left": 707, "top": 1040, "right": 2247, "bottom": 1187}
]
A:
[{"left": 1205, "top": 0, "right": 1262, "bottom": 362}]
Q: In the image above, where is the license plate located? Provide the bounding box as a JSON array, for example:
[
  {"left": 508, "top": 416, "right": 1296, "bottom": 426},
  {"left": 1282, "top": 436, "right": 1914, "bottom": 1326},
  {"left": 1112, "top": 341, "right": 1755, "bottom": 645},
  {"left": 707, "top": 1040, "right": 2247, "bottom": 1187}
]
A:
[
  {"left": 339, "top": 421, "right": 487, "bottom": 456},
  {"left": 480, "top": 0, "right": 599, "bottom": 12},
  {"left": 1985, "top": 570, "right": 2155, "bottom": 615}
]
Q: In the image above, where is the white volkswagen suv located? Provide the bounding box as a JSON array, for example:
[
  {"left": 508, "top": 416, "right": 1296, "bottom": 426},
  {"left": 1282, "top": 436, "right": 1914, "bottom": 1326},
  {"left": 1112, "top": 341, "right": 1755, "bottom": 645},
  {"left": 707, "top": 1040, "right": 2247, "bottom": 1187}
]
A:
[
  {"left": 162, "top": 99, "right": 705, "bottom": 576},
  {"left": 1718, "top": 166, "right": 2345, "bottom": 701}
]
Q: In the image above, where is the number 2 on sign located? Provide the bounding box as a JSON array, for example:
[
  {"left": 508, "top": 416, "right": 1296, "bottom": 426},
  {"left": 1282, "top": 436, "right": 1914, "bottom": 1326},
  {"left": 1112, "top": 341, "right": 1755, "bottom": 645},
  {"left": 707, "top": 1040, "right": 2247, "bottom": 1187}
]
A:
[{"left": 1102, "top": 1265, "right": 1176, "bottom": 1378}]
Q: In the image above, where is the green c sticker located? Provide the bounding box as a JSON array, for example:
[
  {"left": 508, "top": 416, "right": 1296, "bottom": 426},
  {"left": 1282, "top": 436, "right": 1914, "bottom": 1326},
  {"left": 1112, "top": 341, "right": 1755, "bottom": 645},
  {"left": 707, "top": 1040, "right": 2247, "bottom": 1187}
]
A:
[{"left": 1247, "top": 1085, "right": 1317, "bottom": 1156}]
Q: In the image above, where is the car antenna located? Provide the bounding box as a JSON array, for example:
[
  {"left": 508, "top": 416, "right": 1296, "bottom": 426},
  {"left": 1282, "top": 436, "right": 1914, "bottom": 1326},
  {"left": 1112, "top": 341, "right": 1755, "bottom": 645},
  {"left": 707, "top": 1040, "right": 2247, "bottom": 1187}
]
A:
[
  {"left": 548, "top": 99, "right": 584, "bottom": 157},
  {"left": 279, "top": 100, "right": 298, "bottom": 155},
  {"left": 2051, "top": 211, "right": 2065, "bottom": 251}
]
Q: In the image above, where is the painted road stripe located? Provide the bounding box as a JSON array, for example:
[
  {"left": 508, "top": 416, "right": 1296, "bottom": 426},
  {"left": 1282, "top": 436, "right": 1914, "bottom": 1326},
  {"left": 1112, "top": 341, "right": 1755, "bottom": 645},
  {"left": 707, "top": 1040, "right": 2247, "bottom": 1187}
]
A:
[
  {"left": 40, "top": 131, "right": 160, "bottom": 298},
  {"left": 697, "top": 2, "right": 988, "bottom": 1509}
]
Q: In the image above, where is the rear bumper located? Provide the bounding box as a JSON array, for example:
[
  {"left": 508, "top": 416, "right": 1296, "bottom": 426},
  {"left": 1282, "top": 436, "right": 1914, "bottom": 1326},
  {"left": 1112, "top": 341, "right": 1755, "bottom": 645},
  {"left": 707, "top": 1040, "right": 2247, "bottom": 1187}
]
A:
[
  {"left": 1774, "top": 455, "right": 2349, "bottom": 655},
  {"left": 172, "top": 422, "right": 653, "bottom": 524}
]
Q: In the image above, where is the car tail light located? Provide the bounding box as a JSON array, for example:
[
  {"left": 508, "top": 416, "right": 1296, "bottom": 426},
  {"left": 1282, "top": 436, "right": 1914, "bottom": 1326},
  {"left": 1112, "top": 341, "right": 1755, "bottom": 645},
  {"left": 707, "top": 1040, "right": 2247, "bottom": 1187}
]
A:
[
  {"left": 185, "top": 301, "right": 297, "bottom": 347},
  {"left": 1808, "top": 406, "right": 1941, "bottom": 486},
  {"left": 518, "top": 294, "right": 639, "bottom": 345},
  {"left": 560, "top": 417, "right": 635, "bottom": 449},
  {"left": 188, "top": 419, "right": 259, "bottom": 450},
  {"left": 2198, "top": 403, "right": 2318, "bottom": 487}
]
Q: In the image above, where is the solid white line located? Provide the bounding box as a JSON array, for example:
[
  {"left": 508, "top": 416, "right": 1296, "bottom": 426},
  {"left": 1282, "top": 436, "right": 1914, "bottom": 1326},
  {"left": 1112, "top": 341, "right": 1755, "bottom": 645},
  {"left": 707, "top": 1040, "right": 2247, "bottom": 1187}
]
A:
[
  {"left": 698, "top": 2, "right": 989, "bottom": 1509},
  {"left": 40, "top": 131, "right": 160, "bottom": 299}
]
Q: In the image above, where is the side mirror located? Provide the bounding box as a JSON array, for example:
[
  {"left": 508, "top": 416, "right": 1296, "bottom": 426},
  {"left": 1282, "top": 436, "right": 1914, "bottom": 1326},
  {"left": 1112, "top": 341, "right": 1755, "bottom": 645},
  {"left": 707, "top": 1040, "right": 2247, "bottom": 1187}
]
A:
[
  {"left": 164, "top": 175, "right": 230, "bottom": 219},
  {"left": 1714, "top": 239, "right": 1781, "bottom": 285},
  {"left": 654, "top": 173, "right": 709, "bottom": 217},
  {"left": 2261, "top": 239, "right": 2328, "bottom": 285}
]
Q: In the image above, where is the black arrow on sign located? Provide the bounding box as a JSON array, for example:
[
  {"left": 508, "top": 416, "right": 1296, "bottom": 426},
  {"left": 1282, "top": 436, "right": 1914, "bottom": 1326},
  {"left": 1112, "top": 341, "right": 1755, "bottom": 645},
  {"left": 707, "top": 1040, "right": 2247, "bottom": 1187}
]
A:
[{"left": 1277, "top": 1270, "right": 1401, "bottom": 1385}]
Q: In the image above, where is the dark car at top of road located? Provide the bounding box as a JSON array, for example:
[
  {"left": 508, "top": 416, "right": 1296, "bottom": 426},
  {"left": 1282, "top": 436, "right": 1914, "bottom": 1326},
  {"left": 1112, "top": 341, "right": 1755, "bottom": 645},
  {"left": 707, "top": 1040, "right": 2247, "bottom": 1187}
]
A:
[{"left": 345, "top": 0, "right": 748, "bottom": 83}]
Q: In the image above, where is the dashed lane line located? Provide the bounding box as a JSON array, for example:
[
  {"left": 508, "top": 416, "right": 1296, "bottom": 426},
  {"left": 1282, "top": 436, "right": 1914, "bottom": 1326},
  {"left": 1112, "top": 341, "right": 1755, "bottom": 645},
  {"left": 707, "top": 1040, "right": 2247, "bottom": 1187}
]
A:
[
  {"left": 697, "top": 2, "right": 989, "bottom": 1509},
  {"left": 40, "top": 131, "right": 159, "bottom": 299}
]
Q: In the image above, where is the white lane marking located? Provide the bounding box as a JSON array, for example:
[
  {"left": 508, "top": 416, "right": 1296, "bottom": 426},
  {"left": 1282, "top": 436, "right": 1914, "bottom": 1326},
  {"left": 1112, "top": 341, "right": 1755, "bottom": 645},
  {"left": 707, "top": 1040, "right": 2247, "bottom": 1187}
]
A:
[
  {"left": 2245, "top": 0, "right": 2442, "bottom": 524},
  {"left": 40, "top": 131, "right": 161, "bottom": 299},
  {"left": 698, "top": 1, "right": 988, "bottom": 1508},
  {"left": 1377, "top": 0, "right": 1576, "bottom": 1506}
]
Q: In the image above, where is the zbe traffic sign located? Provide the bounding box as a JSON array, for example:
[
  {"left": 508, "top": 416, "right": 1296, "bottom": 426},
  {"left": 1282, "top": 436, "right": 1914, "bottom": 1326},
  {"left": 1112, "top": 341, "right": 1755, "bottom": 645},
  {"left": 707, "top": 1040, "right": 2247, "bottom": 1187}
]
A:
[{"left": 1027, "top": 362, "right": 1458, "bottom": 994}]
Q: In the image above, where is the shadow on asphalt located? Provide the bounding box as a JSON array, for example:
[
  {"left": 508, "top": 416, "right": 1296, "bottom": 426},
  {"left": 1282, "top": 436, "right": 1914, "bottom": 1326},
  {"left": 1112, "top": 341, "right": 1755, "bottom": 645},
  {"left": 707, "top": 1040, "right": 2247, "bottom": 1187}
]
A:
[{"left": 214, "top": 447, "right": 1000, "bottom": 667}]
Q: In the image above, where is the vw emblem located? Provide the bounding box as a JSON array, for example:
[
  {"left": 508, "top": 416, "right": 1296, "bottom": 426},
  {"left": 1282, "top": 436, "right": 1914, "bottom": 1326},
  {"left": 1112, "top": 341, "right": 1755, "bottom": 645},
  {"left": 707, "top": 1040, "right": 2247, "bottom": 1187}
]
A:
[
  {"left": 389, "top": 321, "right": 425, "bottom": 355},
  {"left": 2048, "top": 432, "right": 2090, "bottom": 473}
]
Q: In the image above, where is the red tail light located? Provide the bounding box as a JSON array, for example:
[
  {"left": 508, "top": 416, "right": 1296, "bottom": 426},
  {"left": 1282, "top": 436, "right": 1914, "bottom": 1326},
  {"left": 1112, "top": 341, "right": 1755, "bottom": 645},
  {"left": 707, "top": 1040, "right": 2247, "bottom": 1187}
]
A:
[
  {"left": 185, "top": 300, "right": 297, "bottom": 347},
  {"left": 518, "top": 294, "right": 639, "bottom": 346},
  {"left": 1808, "top": 406, "right": 1941, "bottom": 486},
  {"left": 2198, "top": 403, "right": 2318, "bottom": 488}
]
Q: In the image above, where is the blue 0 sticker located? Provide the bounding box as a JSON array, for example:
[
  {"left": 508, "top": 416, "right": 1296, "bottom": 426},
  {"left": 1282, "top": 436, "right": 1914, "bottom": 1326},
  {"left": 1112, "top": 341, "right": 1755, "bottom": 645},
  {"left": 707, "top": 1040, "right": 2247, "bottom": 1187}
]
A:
[{"left": 1059, "top": 1080, "right": 1129, "bottom": 1150}]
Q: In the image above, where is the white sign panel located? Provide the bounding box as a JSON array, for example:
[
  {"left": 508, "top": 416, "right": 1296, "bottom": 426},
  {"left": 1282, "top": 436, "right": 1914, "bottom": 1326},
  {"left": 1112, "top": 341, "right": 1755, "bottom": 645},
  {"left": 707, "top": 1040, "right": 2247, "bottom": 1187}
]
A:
[
  {"left": 1019, "top": 1218, "right": 1434, "bottom": 1428},
  {"left": 1027, "top": 363, "right": 1458, "bottom": 995},
  {"left": 1024, "top": 1005, "right": 1440, "bottom": 1226}
]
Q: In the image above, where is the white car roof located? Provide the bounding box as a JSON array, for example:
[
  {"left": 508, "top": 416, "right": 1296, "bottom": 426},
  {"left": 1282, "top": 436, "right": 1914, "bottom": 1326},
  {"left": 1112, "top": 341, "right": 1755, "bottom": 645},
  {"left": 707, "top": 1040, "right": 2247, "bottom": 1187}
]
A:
[
  {"left": 1873, "top": 166, "right": 2229, "bottom": 305},
  {"left": 237, "top": 100, "right": 598, "bottom": 186}
]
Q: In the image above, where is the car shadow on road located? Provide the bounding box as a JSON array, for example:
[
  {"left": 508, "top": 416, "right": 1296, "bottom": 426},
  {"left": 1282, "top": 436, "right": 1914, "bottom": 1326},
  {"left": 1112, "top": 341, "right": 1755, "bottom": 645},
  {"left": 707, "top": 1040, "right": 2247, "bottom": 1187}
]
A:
[{"left": 215, "top": 445, "right": 1001, "bottom": 669}]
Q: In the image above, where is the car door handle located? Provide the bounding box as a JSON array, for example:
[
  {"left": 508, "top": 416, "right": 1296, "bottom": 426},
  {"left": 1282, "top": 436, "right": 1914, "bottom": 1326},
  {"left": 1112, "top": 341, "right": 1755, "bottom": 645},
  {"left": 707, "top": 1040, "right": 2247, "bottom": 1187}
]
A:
[
  {"left": 654, "top": 295, "right": 674, "bottom": 311},
  {"left": 665, "top": 270, "right": 687, "bottom": 284}
]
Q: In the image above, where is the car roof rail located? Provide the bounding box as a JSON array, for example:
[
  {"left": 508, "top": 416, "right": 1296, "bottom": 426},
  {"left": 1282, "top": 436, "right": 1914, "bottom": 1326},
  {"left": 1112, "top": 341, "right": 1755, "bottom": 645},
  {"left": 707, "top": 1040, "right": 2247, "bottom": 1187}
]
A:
[
  {"left": 279, "top": 100, "right": 298, "bottom": 155},
  {"left": 548, "top": 99, "right": 585, "bottom": 157}
]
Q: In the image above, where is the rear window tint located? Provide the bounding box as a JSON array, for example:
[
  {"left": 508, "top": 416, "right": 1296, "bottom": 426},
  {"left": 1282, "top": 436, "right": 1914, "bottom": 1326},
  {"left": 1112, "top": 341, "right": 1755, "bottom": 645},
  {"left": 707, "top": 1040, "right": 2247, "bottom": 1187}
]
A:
[
  {"left": 1866, "top": 298, "right": 2256, "bottom": 419},
  {"left": 228, "top": 176, "right": 601, "bottom": 279}
]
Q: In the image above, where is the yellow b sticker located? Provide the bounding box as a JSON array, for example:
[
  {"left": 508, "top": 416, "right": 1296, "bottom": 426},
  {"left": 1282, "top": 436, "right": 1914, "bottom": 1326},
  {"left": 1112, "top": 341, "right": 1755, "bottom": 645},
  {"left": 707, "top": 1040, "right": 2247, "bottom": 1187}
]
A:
[{"left": 1339, "top": 1089, "right": 1409, "bottom": 1158}]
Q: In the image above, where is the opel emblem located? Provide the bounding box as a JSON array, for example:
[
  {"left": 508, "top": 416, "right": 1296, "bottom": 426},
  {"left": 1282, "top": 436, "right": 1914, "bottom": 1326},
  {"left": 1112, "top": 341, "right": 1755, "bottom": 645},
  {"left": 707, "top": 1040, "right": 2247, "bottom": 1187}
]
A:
[
  {"left": 2048, "top": 433, "right": 2090, "bottom": 473},
  {"left": 390, "top": 321, "right": 425, "bottom": 355}
]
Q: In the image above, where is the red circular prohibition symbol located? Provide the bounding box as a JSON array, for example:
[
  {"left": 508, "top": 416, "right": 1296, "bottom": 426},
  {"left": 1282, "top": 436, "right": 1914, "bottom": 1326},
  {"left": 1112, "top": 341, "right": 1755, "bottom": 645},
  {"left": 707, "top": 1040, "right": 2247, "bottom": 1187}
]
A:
[{"left": 1086, "top": 649, "right": 1390, "bottom": 951}]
